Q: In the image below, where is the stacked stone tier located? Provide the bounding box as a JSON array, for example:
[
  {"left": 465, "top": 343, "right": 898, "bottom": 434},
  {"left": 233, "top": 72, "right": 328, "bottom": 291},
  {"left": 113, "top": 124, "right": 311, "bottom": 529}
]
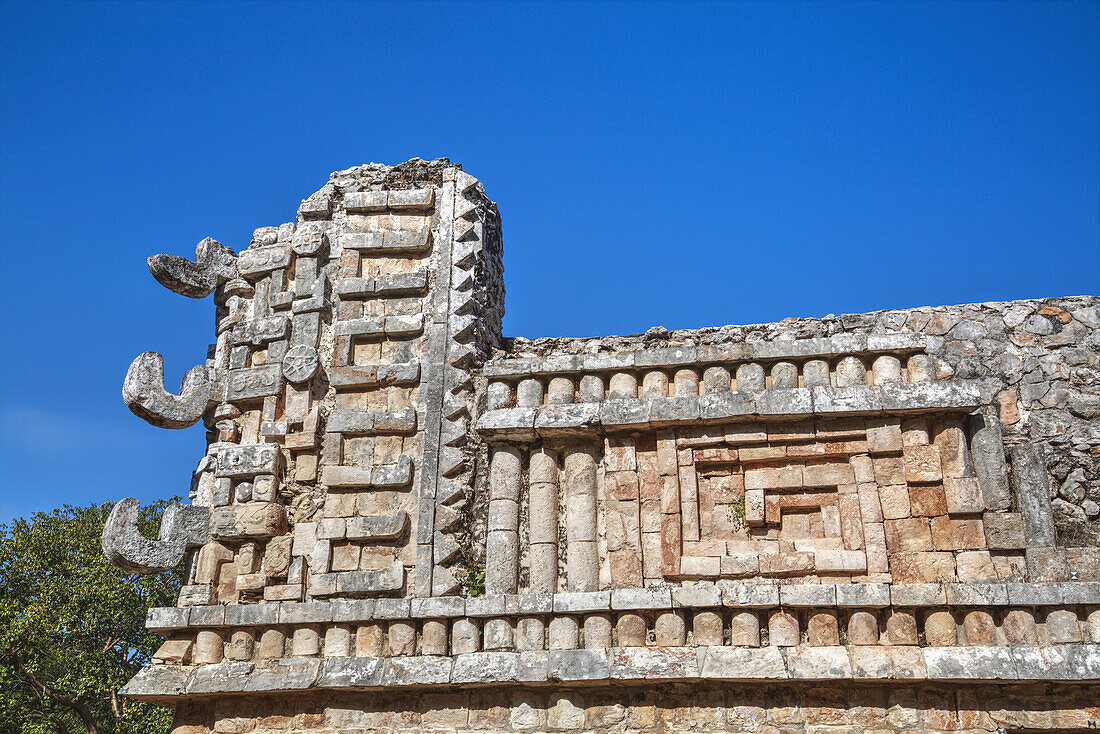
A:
[{"left": 131, "top": 581, "right": 1100, "bottom": 700}]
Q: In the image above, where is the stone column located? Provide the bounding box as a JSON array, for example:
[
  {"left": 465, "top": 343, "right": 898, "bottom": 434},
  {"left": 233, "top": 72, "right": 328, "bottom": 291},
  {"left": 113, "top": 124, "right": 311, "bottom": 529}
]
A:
[
  {"left": 487, "top": 445, "right": 522, "bottom": 594},
  {"left": 528, "top": 447, "right": 560, "bottom": 593},
  {"left": 563, "top": 443, "right": 599, "bottom": 592}
]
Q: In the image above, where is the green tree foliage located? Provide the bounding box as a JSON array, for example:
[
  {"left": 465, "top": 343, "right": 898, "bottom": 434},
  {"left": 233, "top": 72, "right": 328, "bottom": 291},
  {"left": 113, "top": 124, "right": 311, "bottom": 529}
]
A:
[{"left": 0, "top": 502, "right": 182, "bottom": 734}]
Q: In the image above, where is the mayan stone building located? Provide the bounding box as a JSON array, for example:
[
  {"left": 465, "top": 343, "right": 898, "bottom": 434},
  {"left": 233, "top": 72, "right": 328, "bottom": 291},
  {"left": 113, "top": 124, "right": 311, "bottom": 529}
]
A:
[{"left": 103, "top": 159, "right": 1100, "bottom": 733}]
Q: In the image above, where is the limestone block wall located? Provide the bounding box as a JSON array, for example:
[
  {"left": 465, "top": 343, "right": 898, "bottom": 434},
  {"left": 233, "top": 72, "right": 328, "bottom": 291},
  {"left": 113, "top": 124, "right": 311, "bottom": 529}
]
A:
[{"left": 100, "top": 162, "right": 1099, "bottom": 733}]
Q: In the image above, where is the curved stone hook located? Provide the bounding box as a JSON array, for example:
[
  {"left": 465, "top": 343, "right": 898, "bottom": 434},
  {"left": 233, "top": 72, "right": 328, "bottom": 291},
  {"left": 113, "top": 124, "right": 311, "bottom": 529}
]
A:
[
  {"left": 123, "top": 351, "right": 218, "bottom": 429},
  {"left": 101, "top": 498, "right": 211, "bottom": 574},
  {"left": 148, "top": 237, "right": 238, "bottom": 298}
]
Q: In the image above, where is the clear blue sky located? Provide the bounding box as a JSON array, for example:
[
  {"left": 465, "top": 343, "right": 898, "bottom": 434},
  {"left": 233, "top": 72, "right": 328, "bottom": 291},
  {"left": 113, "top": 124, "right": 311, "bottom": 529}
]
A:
[{"left": 1, "top": 1, "right": 1097, "bottom": 523}]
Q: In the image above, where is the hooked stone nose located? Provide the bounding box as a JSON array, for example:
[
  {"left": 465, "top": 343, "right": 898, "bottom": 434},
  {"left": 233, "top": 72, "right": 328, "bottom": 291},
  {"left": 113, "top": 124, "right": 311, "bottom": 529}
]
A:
[
  {"left": 147, "top": 237, "right": 238, "bottom": 298},
  {"left": 101, "top": 497, "right": 210, "bottom": 574},
  {"left": 123, "top": 351, "right": 218, "bottom": 429}
]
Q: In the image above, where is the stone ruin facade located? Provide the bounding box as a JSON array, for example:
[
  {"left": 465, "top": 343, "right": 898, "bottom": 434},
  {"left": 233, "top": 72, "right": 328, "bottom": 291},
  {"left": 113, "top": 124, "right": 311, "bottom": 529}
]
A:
[{"left": 102, "top": 159, "right": 1100, "bottom": 733}]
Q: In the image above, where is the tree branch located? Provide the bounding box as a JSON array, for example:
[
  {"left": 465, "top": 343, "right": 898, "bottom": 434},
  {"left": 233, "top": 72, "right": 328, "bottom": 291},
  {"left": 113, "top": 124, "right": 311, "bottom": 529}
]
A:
[{"left": 13, "top": 657, "right": 100, "bottom": 734}]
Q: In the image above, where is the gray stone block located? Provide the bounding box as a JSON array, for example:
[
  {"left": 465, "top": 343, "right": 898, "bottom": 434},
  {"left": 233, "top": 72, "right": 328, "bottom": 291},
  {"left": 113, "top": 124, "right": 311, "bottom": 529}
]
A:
[
  {"left": 779, "top": 584, "right": 836, "bottom": 607},
  {"left": 506, "top": 593, "right": 554, "bottom": 615},
  {"left": 452, "top": 652, "right": 520, "bottom": 684},
  {"left": 786, "top": 645, "right": 853, "bottom": 679},
  {"left": 378, "top": 656, "right": 452, "bottom": 686},
  {"left": 835, "top": 584, "right": 891, "bottom": 608},
  {"left": 611, "top": 587, "right": 672, "bottom": 610},
  {"left": 243, "top": 657, "right": 321, "bottom": 692},
  {"left": 923, "top": 646, "right": 1017, "bottom": 680},
  {"left": 721, "top": 582, "right": 780, "bottom": 608},
  {"left": 317, "top": 656, "right": 384, "bottom": 688},
  {"left": 553, "top": 591, "right": 611, "bottom": 613},
  {"left": 330, "top": 599, "right": 375, "bottom": 623},
  {"left": 119, "top": 665, "right": 189, "bottom": 699},
  {"left": 945, "top": 583, "right": 1008, "bottom": 606},
  {"left": 465, "top": 594, "right": 507, "bottom": 617},
  {"left": 891, "top": 584, "right": 947, "bottom": 606},
  {"left": 609, "top": 646, "right": 700, "bottom": 679},
  {"left": 1009, "top": 444, "right": 1056, "bottom": 546},
  {"left": 279, "top": 601, "right": 332, "bottom": 624},
  {"left": 671, "top": 585, "right": 721, "bottom": 608},
  {"left": 548, "top": 649, "right": 610, "bottom": 681},
  {"left": 188, "top": 605, "right": 226, "bottom": 627},
  {"left": 372, "top": 598, "right": 411, "bottom": 620},
  {"left": 145, "top": 606, "right": 189, "bottom": 631},
  {"left": 967, "top": 411, "right": 1013, "bottom": 511},
  {"left": 1007, "top": 582, "right": 1063, "bottom": 605},
  {"left": 410, "top": 596, "right": 465, "bottom": 618},
  {"left": 698, "top": 646, "right": 787, "bottom": 679}
]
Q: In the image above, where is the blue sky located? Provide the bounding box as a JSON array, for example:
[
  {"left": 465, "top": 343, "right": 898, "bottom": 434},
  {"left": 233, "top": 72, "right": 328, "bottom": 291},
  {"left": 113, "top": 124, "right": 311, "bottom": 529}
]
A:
[{"left": 1, "top": 1, "right": 1097, "bottom": 523}]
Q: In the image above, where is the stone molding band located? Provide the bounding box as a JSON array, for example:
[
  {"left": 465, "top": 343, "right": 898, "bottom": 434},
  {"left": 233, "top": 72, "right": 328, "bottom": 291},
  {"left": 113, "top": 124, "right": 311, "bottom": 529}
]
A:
[
  {"left": 122, "top": 643, "right": 1100, "bottom": 702},
  {"left": 146, "top": 581, "right": 1100, "bottom": 632}
]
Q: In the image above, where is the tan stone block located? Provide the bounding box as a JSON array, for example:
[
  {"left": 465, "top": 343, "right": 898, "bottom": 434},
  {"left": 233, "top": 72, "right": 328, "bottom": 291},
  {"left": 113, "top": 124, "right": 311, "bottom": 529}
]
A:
[
  {"left": 661, "top": 514, "right": 681, "bottom": 576},
  {"left": 769, "top": 420, "right": 815, "bottom": 442},
  {"left": 641, "top": 531, "right": 663, "bottom": 579},
  {"left": 758, "top": 551, "right": 813, "bottom": 576},
  {"left": 720, "top": 552, "right": 759, "bottom": 577},
  {"left": 850, "top": 454, "right": 875, "bottom": 483},
  {"left": 885, "top": 610, "right": 918, "bottom": 645},
  {"left": 883, "top": 518, "right": 932, "bottom": 552},
  {"left": 605, "top": 437, "right": 637, "bottom": 472},
  {"left": 932, "top": 417, "right": 969, "bottom": 478},
  {"left": 745, "top": 489, "right": 765, "bottom": 526},
  {"left": 654, "top": 610, "right": 687, "bottom": 645},
  {"left": 738, "top": 445, "right": 787, "bottom": 462},
  {"left": 890, "top": 551, "right": 955, "bottom": 583},
  {"left": 1003, "top": 609, "right": 1038, "bottom": 644},
  {"left": 955, "top": 550, "right": 996, "bottom": 581},
  {"left": 679, "top": 554, "right": 720, "bottom": 577},
  {"left": 802, "top": 461, "right": 855, "bottom": 487},
  {"left": 908, "top": 484, "right": 947, "bottom": 517},
  {"left": 641, "top": 370, "right": 669, "bottom": 398},
  {"left": 847, "top": 610, "right": 880, "bottom": 645},
  {"left": 815, "top": 549, "right": 867, "bottom": 573},
  {"left": 900, "top": 417, "right": 931, "bottom": 446},
  {"left": 656, "top": 433, "right": 678, "bottom": 475},
  {"left": 258, "top": 628, "right": 286, "bottom": 659},
  {"left": 873, "top": 456, "right": 906, "bottom": 485},
  {"left": 1046, "top": 609, "right": 1083, "bottom": 643},
  {"left": 962, "top": 610, "right": 997, "bottom": 645},
  {"left": 616, "top": 613, "right": 647, "bottom": 646},
  {"left": 856, "top": 483, "right": 883, "bottom": 523},
  {"left": 878, "top": 484, "right": 911, "bottom": 519},
  {"left": 838, "top": 493, "right": 864, "bottom": 550},
  {"left": 997, "top": 388, "right": 1020, "bottom": 425},
  {"left": 677, "top": 446, "right": 694, "bottom": 466},
  {"left": 903, "top": 444, "right": 942, "bottom": 483},
  {"left": 930, "top": 516, "right": 985, "bottom": 551},
  {"left": 866, "top": 419, "right": 903, "bottom": 454},
  {"left": 768, "top": 609, "right": 799, "bottom": 646},
  {"left": 659, "top": 474, "right": 680, "bottom": 514},
  {"left": 294, "top": 453, "right": 318, "bottom": 482},
  {"left": 153, "top": 638, "right": 193, "bottom": 664},
  {"left": 944, "top": 476, "right": 983, "bottom": 514},
  {"left": 692, "top": 610, "right": 724, "bottom": 646},
  {"left": 991, "top": 551, "right": 1027, "bottom": 581},
  {"left": 330, "top": 542, "right": 360, "bottom": 572},
  {"left": 195, "top": 541, "right": 234, "bottom": 584},
  {"left": 606, "top": 471, "right": 639, "bottom": 500},
  {"left": 923, "top": 610, "right": 957, "bottom": 646},
  {"left": 730, "top": 611, "right": 760, "bottom": 646},
  {"left": 806, "top": 611, "right": 840, "bottom": 646},
  {"left": 816, "top": 417, "right": 866, "bottom": 439}
]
